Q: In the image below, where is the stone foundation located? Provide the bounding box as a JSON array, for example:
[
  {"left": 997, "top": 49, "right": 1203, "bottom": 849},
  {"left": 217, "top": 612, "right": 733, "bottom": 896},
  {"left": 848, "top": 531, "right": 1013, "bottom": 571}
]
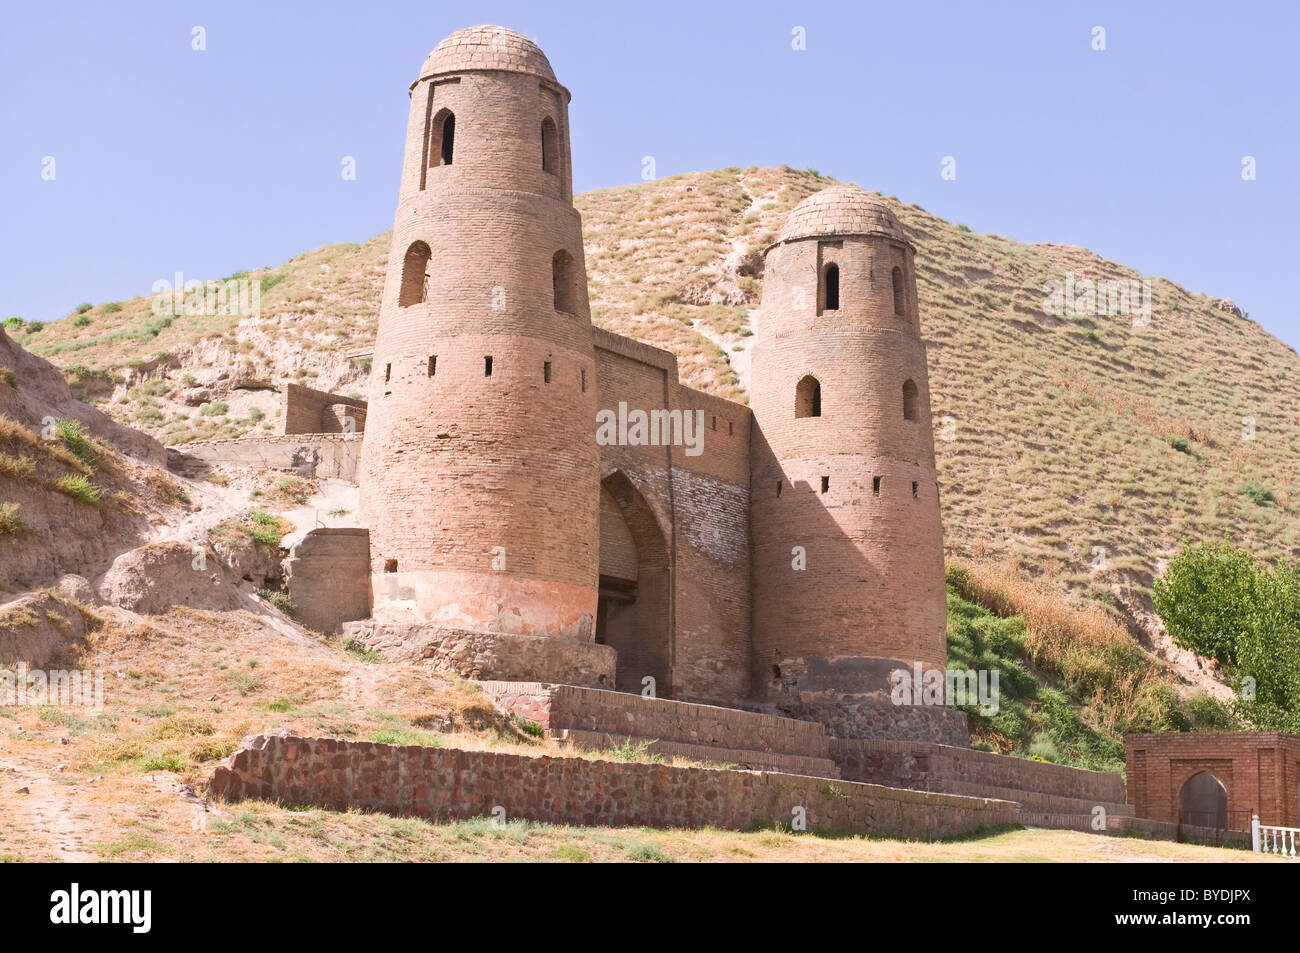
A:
[
  {"left": 207, "top": 734, "right": 1019, "bottom": 839},
  {"left": 340, "top": 622, "right": 615, "bottom": 688},
  {"left": 774, "top": 697, "right": 970, "bottom": 746}
]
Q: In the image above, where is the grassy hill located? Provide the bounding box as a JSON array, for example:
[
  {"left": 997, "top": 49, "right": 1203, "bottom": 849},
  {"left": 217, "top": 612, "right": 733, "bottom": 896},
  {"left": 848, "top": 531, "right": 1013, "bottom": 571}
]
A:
[{"left": 8, "top": 165, "right": 1299, "bottom": 626}]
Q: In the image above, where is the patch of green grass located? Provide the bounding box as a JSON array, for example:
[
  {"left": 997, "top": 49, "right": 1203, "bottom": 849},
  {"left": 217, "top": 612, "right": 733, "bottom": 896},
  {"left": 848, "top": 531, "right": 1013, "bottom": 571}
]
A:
[
  {"left": 55, "top": 473, "right": 101, "bottom": 504},
  {"left": 138, "top": 751, "right": 188, "bottom": 772},
  {"left": 257, "top": 588, "right": 298, "bottom": 619},
  {"left": 512, "top": 715, "right": 544, "bottom": 738},
  {"left": 55, "top": 418, "right": 97, "bottom": 467},
  {"left": 1242, "top": 481, "right": 1277, "bottom": 507},
  {"left": 371, "top": 726, "right": 443, "bottom": 747},
  {"left": 601, "top": 736, "right": 663, "bottom": 764},
  {"left": 224, "top": 669, "right": 265, "bottom": 695},
  {"left": 199, "top": 400, "right": 228, "bottom": 416},
  {"left": 341, "top": 637, "right": 382, "bottom": 663},
  {"left": 624, "top": 841, "right": 674, "bottom": 862},
  {"left": 260, "top": 274, "right": 287, "bottom": 294}
]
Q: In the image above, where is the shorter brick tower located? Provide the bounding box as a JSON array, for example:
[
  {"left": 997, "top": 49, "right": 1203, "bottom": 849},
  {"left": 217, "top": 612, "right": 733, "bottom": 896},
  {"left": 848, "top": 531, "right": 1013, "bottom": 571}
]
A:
[{"left": 749, "top": 187, "right": 949, "bottom": 725}]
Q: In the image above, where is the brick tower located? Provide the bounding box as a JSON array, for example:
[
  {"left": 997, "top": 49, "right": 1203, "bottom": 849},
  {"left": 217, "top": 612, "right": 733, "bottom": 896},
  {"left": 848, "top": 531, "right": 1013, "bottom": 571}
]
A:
[
  {"left": 749, "top": 186, "right": 948, "bottom": 718},
  {"left": 358, "top": 27, "right": 609, "bottom": 681}
]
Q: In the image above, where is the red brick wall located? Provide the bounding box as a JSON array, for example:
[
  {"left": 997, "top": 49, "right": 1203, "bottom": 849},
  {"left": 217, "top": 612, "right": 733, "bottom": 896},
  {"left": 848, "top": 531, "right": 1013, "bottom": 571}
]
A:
[
  {"left": 208, "top": 734, "right": 1019, "bottom": 838},
  {"left": 1125, "top": 732, "right": 1300, "bottom": 828},
  {"left": 282, "top": 382, "right": 367, "bottom": 435}
]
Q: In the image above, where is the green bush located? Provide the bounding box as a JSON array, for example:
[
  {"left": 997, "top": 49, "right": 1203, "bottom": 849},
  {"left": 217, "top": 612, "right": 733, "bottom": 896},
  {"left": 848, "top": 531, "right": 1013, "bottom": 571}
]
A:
[
  {"left": 256, "top": 588, "right": 297, "bottom": 618},
  {"left": 1242, "top": 481, "right": 1277, "bottom": 507},
  {"left": 73, "top": 302, "right": 93, "bottom": 314},
  {"left": 72, "top": 314, "right": 92, "bottom": 328},
  {"left": 199, "top": 401, "right": 228, "bottom": 416},
  {"left": 56, "top": 473, "right": 101, "bottom": 504},
  {"left": 2, "top": 317, "right": 22, "bottom": 330},
  {"left": 55, "top": 418, "right": 97, "bottom": 467},
  {"left": 0, "top": 502, "right": 29, "bottom": 536},
  {"left": 102, "top": 302, "right": 122, "bottom": 314}
]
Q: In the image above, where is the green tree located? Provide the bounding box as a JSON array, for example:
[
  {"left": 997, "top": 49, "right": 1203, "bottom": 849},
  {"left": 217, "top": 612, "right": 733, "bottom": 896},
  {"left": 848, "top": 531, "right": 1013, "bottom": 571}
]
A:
[
  {"left": 1153, "top": 539, "right": 1300, "bottom": 731},
  {"left": 1152, "top": 538, "right": 1261, "bottom": 665}
]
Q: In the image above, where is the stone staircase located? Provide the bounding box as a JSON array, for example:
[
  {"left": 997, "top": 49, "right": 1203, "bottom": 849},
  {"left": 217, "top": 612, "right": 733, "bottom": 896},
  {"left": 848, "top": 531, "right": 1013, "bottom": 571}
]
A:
[
  {"left": 478, "top": 682, "right": 1178, "bottom": 838},
  {"left": 479, "top": 681, "right": 841, "bottom": 779}
]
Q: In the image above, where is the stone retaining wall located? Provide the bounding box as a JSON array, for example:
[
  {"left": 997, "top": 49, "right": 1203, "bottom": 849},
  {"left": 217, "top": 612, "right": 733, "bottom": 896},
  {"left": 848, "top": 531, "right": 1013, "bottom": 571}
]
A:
[
  {"left": 831, "top": 738, "right": 1125, "bottom": 804},
  {"left": 208, "top": 734, "right": 1019, "bottom": 839},
  {"left": 482, "top": 681, "right": 828, "bottom": 757}
]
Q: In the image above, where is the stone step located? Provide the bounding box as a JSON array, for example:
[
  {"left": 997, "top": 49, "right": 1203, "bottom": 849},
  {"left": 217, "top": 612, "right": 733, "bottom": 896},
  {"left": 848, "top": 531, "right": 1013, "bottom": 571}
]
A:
[
  {"left": 923, "top": 779, "right": 1135, "bottom": 818},
  {"left": 481, "top": 680, "right": 831, "bottom": 760},
  {"left": 553, "top": 728, "right": 842, "bottom": 779}
]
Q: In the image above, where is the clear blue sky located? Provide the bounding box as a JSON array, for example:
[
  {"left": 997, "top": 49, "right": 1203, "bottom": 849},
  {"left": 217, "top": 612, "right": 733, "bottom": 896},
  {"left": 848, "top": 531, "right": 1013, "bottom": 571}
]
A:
[{"left": 2, "top": 1, "right": 1296, "bottom": 348}]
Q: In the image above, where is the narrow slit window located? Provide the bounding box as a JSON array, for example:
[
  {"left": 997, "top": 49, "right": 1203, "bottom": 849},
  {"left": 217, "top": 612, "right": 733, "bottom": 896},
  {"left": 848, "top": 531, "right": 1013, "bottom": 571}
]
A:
[
  {"left": 776, "top": 480, "right": 782, "bottom": 498},
  {"left": 892, "top": 266, "right": 905, "bottom": 316},
  {"left": 543, "top": 361, "right": 552, "bottom": 383},
  {"left": 912, "top": 481, "right": 919, "bottom": 498},
  {"left": 823, "top": 264, "right": 840, "bottom": 312},
  {"left": 552, "top": 250, "right": 576, "bottom": 313},
  {"left": 711, "top": 415, "right": 717, "bottom": 431},
  {"left": 427, "top": 356, "right": 436, "bottom": 377},
  {"left": 580, "top": 368, "right": 587, "bottom": 392},
  {"left": 384, "top": 363, "right": 391, "bottom": 383},
  {"left": 484, "top": 356, "right": 493, "bottom": 377},
  {"left": 873, "top": 476, "right": 881, "bottom": 496},
  {"left": 903, "top": 379, "right": 918, "bottom": 421},
  {"left": 541, "top": 117, "right": 558, "bottom": 173},
  {"left": 821, "top": 475, "right": 830, "bottom": 494}
]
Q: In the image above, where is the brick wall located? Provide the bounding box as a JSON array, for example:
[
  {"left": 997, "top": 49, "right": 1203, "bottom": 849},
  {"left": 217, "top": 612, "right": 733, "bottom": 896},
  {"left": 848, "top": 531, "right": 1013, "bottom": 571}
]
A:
[
  {"left": 175, "top": 434, "right": 363, "bottom": 482},
  {"left": 282, "top": 382, "right": 367, "bottom": 435},
  {"left": 208, "top": 734, "right": 1019, "bottom": 839},
  {"left": 1125, "top": 731, "right": 1300, "bottom": 828},
  {"left": 284, "top": 528, "right": 371, "bottom": 634}
]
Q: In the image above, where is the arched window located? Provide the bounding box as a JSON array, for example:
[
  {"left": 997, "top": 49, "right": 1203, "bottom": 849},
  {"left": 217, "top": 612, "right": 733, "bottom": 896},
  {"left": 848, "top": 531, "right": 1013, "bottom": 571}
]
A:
[
  {"left": 430, "top": 109, "right": 455, "bottom": 167},
  {"left": 822, "top": 264, "right": 840, "bottom": 313},
  {"left": 399, "top": 241, "right": 431, "bottom": 308},
  {"left": 541, "top": 117, "right": 558, "bottom": 173},
  {"left": 892, "top": 266, "right": 905, "bottom": 316},
  {"left": 795, "top": 375, "right": 821, "bottom": 418},
  {"left": 552, "top": 249, "right": 576, "bottom": 313},
  {"left": 902, "top": 379, "right": 918, "bottom": 421},
  {"left": 1180, "top": 771, "right": 1228, "bottom": 829}
]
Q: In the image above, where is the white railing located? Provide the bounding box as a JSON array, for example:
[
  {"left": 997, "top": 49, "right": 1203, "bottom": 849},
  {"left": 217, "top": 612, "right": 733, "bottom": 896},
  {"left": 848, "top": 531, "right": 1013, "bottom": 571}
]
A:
[{"left": 1252, "top": 815, "right": 1300, "bottom": 857}]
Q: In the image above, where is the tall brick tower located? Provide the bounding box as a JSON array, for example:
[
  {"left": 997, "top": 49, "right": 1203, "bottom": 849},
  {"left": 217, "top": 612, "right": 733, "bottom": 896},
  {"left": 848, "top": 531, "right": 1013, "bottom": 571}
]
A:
[
  {"left": 358, "top": 27, "right": 609, "bottom": 682},
  {"left": 749, "top": 186, "right": 948, "bottom": 723}
]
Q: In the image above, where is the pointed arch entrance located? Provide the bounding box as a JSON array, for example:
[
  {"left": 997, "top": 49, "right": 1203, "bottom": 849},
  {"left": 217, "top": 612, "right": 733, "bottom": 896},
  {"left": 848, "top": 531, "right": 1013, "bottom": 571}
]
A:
[
  {"left": 597, "top": 470, "right": 671, "bottom": 696},
  {"left": 1180, "top": 771, "right": 1228, "bottom": 829}
]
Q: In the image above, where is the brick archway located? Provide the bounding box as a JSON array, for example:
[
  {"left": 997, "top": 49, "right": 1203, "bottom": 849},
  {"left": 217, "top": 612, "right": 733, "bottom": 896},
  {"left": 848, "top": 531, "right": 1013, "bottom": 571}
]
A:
[
  {"left": 1179, "top": 771, "right": 1228, "bottom": 829},
  {"left": 597, "top": 470, "right": 671, "bottom": 697}
]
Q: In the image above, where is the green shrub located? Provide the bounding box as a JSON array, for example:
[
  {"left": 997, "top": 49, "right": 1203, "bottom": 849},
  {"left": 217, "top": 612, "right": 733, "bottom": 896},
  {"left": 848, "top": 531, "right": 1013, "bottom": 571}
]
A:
[
  {"left": 73, "top": 302, "right": 93, "bottom": 314},
  {"left": 199, "top": 401, "right": 228, "bottom": 416},
  {"left": 0, "top": 502, "right": 29, "bottom": 536},
  {"left": 72, "top": 314, "right": 92, "bottom": 328},
  {"left": 102, "top": 302, "right": 122, "bottom": 314},
  {"left": 2, "top": 317, "right": 22, "bottom": 330},
  {"left": 341, "top": 637, "right": 382, "bottom": 663},
  {"left": 1242, "top": 481, "right": 1277, "bottom": 507},
  {"left": 260, "top": 274, "right": 286, "bottom": 294},
  {"left": 56, "top": 473, "right": 101, "bottom": 504},
  {"left": 256, "top": 588, "right": 297, "bottom": 618},
  {"left": 2, "top": 369, "right": 15, "bottom": 390},
  {"left": 55, "top": 418, "right": 97, "bottom": 467}
]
